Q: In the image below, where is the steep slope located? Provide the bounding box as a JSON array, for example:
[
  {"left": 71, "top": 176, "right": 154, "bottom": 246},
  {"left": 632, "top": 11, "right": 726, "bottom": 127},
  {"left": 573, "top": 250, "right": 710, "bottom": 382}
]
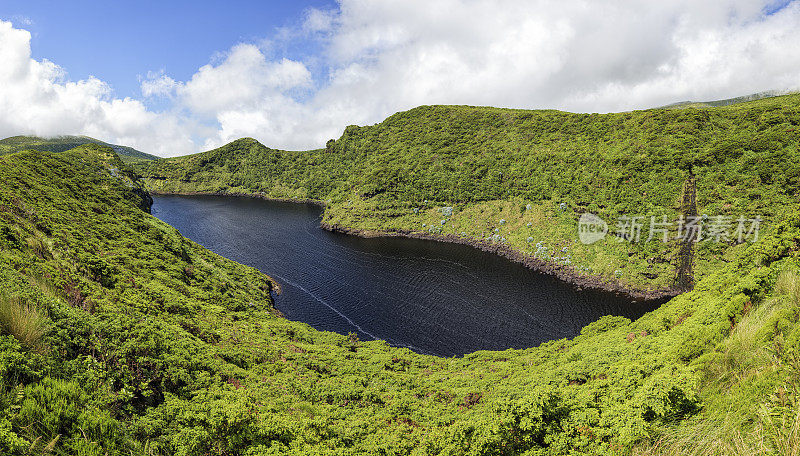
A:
[
  {"left": 3, "top": 144, "right": 800, "bottom": 454},
  {"left": 0, "top": 135, "right": 159, "bottom": 163},
  {"left": 138, "top": 93, "right": 800, "bottom": 296}
]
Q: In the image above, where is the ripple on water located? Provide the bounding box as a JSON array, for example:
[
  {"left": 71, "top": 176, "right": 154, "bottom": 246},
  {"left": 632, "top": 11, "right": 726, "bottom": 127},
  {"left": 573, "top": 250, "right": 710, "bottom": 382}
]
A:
[{"left": 152, "top": 195, "right": 661, "bottom": 357}]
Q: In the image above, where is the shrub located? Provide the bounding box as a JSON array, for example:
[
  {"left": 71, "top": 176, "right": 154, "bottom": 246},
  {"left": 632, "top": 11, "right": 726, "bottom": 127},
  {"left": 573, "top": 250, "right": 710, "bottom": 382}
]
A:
[
  {"left": 14, "top": 378, "right": 123, "bottom": 455},
  {"left": 0, "top": 419, "right": 26, "bottom": 456}
]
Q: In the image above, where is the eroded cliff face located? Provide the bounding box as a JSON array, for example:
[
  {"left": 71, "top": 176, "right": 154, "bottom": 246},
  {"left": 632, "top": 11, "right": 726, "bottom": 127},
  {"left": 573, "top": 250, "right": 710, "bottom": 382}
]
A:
[
  {"left": 675, "top": 174, "right": 696, "bottom": 290},
  {"left": 132, "top": 187, "right": 154, "bottom": 213},
  {"left": 126, "top": 174, "right": 154, "bottom": 213}
]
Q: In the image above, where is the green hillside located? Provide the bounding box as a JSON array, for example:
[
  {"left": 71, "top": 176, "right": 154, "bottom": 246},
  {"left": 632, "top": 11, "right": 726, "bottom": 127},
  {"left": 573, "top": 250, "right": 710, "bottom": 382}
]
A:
[
  {"left": 3, "top": 144, "right": 800, "bottom": 454},
  {"left": 138, "top": 93, "right": 800, "bottom": 295},
  {"left": 659, "top": 90, "right": 792, "bottom": 109},
  {"left": 0, "top": 135, "right": 159, "bottom": 164}
]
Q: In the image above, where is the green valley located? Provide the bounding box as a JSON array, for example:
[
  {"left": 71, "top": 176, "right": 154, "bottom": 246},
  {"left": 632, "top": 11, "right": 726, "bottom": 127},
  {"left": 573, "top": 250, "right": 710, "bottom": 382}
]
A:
[
  {"left": 3, "top": 0, "right": 800, "bottom": 453},
  {"left": 0, "top": 93, "right": 799, "bottom": 454}
]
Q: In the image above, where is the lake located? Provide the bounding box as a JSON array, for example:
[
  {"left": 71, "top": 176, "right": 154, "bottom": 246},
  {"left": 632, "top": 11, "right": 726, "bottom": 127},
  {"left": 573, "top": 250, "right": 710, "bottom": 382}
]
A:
[{"left": 152, "top": 195, "right": 660, "bottom": 356}]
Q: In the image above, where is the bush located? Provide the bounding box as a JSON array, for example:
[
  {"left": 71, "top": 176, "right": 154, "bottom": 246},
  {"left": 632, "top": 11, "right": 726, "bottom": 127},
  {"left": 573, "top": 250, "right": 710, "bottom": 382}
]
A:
[
  {"left": 0, "top": 419, "right": 26, "bottom": 456},
  {"left": 14, "top": 378, "right": 123, "bottom": 455}
]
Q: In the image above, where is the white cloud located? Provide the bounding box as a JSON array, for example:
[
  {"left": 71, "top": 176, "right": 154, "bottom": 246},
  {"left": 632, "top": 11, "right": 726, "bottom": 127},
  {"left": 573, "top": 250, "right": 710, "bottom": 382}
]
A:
[
  {"left": 178, "top": 44, "right": 311, "bottom": 115},
  {"left": 3, "top": 1, "right": 800, "bottom": 157},
  {"left": 183, "top": 0, "right": 800, "bottom": 152},
  {"left": 0, "top": 20, "right": 196, "bottom": 156},
  {"left": 309, "top": 0, "right": 800, "bottom": 115},
  {"left": 303, "top": 8, "right": 336, "bottom": 33},
  {"left": 140, "top": 70, "right": 179, "bottom": 98}
]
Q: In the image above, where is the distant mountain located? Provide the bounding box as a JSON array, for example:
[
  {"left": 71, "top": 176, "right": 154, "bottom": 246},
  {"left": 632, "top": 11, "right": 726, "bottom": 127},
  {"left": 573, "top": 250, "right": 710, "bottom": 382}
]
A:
[
  {"left": 658, "top": 89, "right": 792, "bottom": 109},
  {"left": 0, "top": 135, "right": 159, "bottom": 163}
]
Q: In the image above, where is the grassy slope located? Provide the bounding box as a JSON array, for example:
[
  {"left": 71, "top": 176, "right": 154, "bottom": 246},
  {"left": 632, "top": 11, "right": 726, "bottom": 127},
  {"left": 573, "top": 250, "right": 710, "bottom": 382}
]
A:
[
  {"left": 659, "top": 90, "right": 790, "bottom": 109},
  {"left": 0, "top": 135, "right": 159, "bottom": 164},
  {"left": 138, "top": 94, "right": 800, "bottom": 294},
  {"left": 0, "top": 135, "right": 799, "bottom": 453}
]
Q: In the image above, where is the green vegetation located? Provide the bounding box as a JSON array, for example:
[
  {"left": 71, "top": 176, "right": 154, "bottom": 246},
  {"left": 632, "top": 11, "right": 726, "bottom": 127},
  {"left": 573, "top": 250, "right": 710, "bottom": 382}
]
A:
[
  {"left": 0, "top": 135, "right": 159, "bottom": 164},
  {"left": 138, "top": 94, "right": 800, "bottom": 293},
  {"left": 659, "top": 90, "right": 789, "bottom": 109},
  {"left": 0, "top": 93, "right": 799, "bottom": 453}
]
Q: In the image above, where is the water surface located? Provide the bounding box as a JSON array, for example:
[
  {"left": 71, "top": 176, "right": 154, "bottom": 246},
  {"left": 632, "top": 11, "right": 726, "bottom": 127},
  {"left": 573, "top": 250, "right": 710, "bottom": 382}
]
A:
[{"left": 152, "top": 195, "right": 659, "bottom": 356}]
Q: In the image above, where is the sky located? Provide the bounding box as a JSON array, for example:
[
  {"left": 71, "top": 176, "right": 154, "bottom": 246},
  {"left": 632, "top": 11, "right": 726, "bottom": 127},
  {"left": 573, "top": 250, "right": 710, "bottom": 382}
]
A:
[{"left": 1, "top": 0, "right": 799, "bottom": 157}]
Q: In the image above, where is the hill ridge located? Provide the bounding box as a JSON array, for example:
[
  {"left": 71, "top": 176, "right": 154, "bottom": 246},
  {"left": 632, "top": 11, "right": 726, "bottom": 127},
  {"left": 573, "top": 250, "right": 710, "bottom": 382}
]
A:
[
  {"left": 0, "top": 134, "right": 159, "bottom": 163},
  {"left": 3, "top": 126, "right": 800, "bottom": 454},
  {"left": 138, "top": 92, "right": 800, "bottom": 295}
]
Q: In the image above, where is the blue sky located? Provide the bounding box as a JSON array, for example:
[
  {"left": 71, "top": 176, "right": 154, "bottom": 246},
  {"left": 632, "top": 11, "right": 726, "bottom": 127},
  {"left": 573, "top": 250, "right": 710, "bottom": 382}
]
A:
[
  {"left": 765, "top": 0, "right": 794, "bottom": 14},
  {"left": 0, "top": 1, "right": 799, "bottom": 156},
  {"left": 0, "top": 0, "right": 335, "bottom": 99}
]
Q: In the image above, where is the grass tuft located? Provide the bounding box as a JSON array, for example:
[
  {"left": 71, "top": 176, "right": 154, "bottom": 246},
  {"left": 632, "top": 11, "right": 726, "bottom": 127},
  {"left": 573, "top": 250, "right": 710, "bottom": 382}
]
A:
[
  {"left": 0, "top": 292, "right": 49, "bottom": 351},
  {"left": 762, "top": 401, "right": 800, "bottom": 456},
  {"left": 634, "top": 418, "right": 767, "bottom": 455},
  {"left": 710, "top": 270, "right": 800, "bottom": 389}
]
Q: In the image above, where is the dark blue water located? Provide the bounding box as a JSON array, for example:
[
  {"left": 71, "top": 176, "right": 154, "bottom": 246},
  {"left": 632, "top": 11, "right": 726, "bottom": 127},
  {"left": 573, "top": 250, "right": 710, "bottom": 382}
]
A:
[{"left": 152, "top": 195, "right": 659, "bottom": 356}]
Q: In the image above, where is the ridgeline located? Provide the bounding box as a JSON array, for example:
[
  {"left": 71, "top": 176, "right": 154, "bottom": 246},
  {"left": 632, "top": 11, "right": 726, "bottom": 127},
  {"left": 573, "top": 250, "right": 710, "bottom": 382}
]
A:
[
  {"left": 139, "top": 93, "right": 800, "bottom": 297},
  {"left": 0, "top": 135, "right": 159, "bottom": 164},
  {"left": 0, "top": 93, "right": 799, "bottom": 454}
]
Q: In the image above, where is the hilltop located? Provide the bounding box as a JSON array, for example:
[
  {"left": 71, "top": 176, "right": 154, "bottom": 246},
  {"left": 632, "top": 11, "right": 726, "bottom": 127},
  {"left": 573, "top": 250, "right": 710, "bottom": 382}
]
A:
[
  {"left": 138, "top": 93, "right": 800, "bottom": 297},
  {"left": 659, "top": 90, "right": 793, "bottom": 109},
  {"left": 0, "top": 135, "right": 159, "bottom": 164},
  {"left": 2, "top": 139, "right": 800, "bottom": 454}
]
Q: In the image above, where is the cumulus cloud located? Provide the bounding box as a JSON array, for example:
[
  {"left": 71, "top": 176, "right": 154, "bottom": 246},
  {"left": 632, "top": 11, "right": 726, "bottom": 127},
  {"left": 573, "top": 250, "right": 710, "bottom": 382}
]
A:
[
  {"left": 186, "top": 0, "right": 800, "bottom": 152},
  {"left": 3, "top": 1, "right": 800, "bottom": 157},
  {"left": 140, "top": 70, "right": 179, "bottom": 98},
  {"left": 309, "top": 0, "right": 800, "bottom": 116},
  {"left": 0, "top": 20, "right": 196, "bottom": 156},
  {"left": 179, "top": 44, "right": 311, "bottom": 115}
]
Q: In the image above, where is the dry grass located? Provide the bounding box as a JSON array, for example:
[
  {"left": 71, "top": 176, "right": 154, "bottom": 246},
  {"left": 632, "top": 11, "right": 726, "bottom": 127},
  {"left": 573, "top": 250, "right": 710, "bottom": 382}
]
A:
[
  {"left": 0, "top": 292, "right": 49, "bottom": 351},
  {"left": 633, "top": 419, "right": 768, "bottom": 456}
]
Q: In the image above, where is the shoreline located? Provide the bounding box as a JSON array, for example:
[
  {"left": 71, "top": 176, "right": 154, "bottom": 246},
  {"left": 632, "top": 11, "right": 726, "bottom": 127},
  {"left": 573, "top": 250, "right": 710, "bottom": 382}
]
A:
[
  {"left": 150, "top": 190, "right": 685, "bottom": 302},
  {"left": 149, "top": 190, "right": 326, "bottom": 207},
  {"left": 320, "top": 222, "right": 682, "bottom": 302}
]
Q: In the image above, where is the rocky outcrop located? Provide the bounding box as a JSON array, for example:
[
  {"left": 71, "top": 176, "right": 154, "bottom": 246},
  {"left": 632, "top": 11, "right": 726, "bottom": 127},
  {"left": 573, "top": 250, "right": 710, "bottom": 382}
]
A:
[{"left": 674, "top": 175, "right": 696, "bottom": 290}]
